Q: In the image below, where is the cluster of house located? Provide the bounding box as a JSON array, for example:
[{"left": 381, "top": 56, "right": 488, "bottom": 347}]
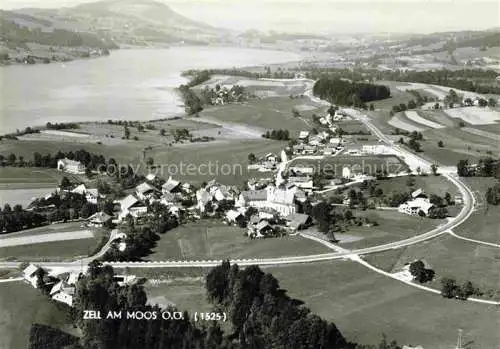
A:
[
  {"left": 22, "top": 263, "right": 136, "bottom": 306},
  {"left": 398, "top": 188, "right": 434, "bottom": 216},
  {"left": 226, "top": 181, "right": 312, "bottom": 237},
  {"left": 292, "top": 130, "right": 345, "bottom": 157}
]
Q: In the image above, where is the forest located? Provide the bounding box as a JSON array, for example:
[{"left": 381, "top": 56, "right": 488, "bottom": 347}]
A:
[{"left": 312, "top": 78, "right": 391, "bottom": 108}]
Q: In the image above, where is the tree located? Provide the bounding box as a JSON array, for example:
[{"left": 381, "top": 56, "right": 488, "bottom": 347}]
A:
[
  {"left": 248, "top": 153, "right": 257, "bottom": 164},
  {"left": 124, "top": 125, "right": 130, "bottom": 139},
  {"left": 441, "top": 277, "right": 458, "bottom": 298},
  {"left": 60, "top": 176, "right": 71, "bottom": 189},
  {"left": 409, "top": 260, "right": 435, "bottom": 283},
  {"left": 437, "top": 140, "right": 444, "bottom": 148},
  {"left": 369, "top": 103, "right": 375, "bottom": 111},
  {"left": 137, "top": 124, "right": 145, "bottom": 132},
  {"left": 159, "top": 128, "right": 166, "bottom": 136},
  {"left": 431, "top": 164, "right": 439, "bottom": 176},
  {"left": 488, "top": 98, "right": 497, "bottom": 107},
  {"left": 146, "top": 157, "right": 154, "bottom": 166},
  {"left": 478, "top": 98, "right": 488, "bottom": 107}
]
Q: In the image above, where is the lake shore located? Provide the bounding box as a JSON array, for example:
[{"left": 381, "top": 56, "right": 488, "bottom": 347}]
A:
[{"left": 1, "top": 46, "right": 303, "bottom": 134}]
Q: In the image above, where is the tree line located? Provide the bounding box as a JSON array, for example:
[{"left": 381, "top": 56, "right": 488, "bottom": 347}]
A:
[{"left": 262, "top": 129, "right": 290, "bottom": 141}]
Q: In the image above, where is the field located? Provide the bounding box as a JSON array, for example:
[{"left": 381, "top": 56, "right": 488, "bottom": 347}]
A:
[
  {"left": 0, "top": 167, "right": 66, "bottom": 190},
  {"left": 364, "top": 234, "right": 500, "bottom": 293},
  {"left": 268, "top": 261, "right": 500, "bottom": 349},
  {"left": 454, "top": 177, "right": 500, "bottom": 244},
  {"left": 0, "top": 223, "right": 105, "bottom": 261},
  {"left": 201, "top": 96, "right": 322, "bottom": 136},
  {"left": 444, "top": 107, "right": 500, "bottom": 125},
  {"left": 373, "top": 174, "right": 460, "bottom": 198},
  {"left": 339, "top": 210, "right": 442, "bottom": 249},
  {"left": 140, "top": 260, "right": 500, "bottom": 348},
  {"left": 0, "top": 282, "right": 76, "bottom": 349},
  {"left": 145, "top": 220, "right": 330, "bottom": 261},
  {"left": 288, "top": 155, "right": 408, "bottom": 176}
]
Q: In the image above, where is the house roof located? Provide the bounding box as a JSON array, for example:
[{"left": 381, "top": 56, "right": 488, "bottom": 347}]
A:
[
  {"left": 23, "top": 264, "right": 40, "bottom": 277},
  {"left": 50, "top": 280, "right": 64, "bottom": 295},
  {"left": 67, "top": 272, "right": 82, "bottom": 285},
  {"left": 411, "top": 188, "right": 425, "bottom": 198},
  {"left": 285, "top": 213, "right": 311, "bottom": 228},
  {"left": 255, "top": 220, "right": 271, "bottom": 231},
  {"left": 88, "top": 211, "right": 112, "bottom": 223},
  {"left": 118, "top": 194, "right": 140, "bottom": 210},
  {"left": 299, "top": 131, "right": 310, "bottom": 139},
  {"left": 242, "top": 190, "right": 267, "bottom": 202},
  {"left": 404, "top": 198, "right": 434, "bottom": 213},
  {"left": 136, "top": 182, "right": 155, "bottom": 194},
  {"left": 226, "top": 210, "right": 243, "bottom": 221},
  {"left": 58, "top": 158, "right": 84, "bottom": 167},
  {"left": 162, "top": 177, "right": 181, "bottom": 192},
  {"left": 71, "top": 184, "right": 87, "bottom": 194},
  {"left": 86, "top": 188, "right": 99, "bottom": 197},
  {"left": 146, "top": 173, "right": 156, "bottom": 181}
]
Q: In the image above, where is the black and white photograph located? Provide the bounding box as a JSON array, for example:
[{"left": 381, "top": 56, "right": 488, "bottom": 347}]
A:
[{"left": 0, "top": 0, "right": 499, "bottom": 348}]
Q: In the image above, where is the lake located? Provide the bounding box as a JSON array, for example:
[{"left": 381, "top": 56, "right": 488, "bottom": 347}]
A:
[{"left": 0, "top": 46, "right": 301, "bottom": 134}]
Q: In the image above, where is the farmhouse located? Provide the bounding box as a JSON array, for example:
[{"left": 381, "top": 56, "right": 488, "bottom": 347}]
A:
[
  {"left": 398, "top": 197, "right": 434, "bottom": 216},
  {"left": 116, "top": 194, "right": 147, "bottom": 221},
  {"left": 87, "top": 211, "right": 112, "bottom": 227},
  {"left": 57, "top": 158, "right": 85, "bottom": 174},
  {"left": 50, "top": 280, "right": 75, "bottom": 306},
  {"left": 23, "top": 264, "right": 42, "bottom": 288},
  {"left": 135, "top": 182, "right": 159, "bottom": 201},
  {"left": 71, "top": 184, "right": 101, "bottom": 204},
  {"left": 298, "top": 131, "right": 310, "bottom": 142},
  {"left": 248, "top": 220, "right": 274, "bottom": 238}
]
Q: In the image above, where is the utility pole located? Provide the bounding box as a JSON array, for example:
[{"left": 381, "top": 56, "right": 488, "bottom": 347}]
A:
[{"left": 455, "top": 328, "right": 463, "bottom": 349}]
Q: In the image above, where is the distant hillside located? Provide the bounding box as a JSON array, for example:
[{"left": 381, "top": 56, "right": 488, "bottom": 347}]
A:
[
  {"left": 0, "top": 10, "right": 118, "bottom": 50},
  {"left": 15, "top": 0, "right": 229, "bottom": 46}
]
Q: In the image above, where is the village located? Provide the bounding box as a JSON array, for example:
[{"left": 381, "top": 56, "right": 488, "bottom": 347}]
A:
[{"left": 14, "top": 103, "right": 462, "bottom": 309}]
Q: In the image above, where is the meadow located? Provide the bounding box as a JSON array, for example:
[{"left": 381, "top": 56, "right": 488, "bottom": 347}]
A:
[
  {"left": 0, "top": 282, "right": 76, "bottom": 349},
  {"left": 145, "top": 219, "right": 330, "bottom": 261}
]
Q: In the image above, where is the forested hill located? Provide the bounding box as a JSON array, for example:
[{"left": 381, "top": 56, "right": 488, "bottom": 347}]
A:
[{"left": 313, "top": 77, "right": 391, "bottom": 108}]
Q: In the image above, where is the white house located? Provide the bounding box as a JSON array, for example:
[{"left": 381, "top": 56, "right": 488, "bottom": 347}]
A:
[
  {"left": 87, "top": 211, "right": 112, "bottom": 227},
  {"left": 23, "top": 264, "right": 41, "bottom": 288},
  {"left": 71, "top": 184, "right": 101, "bottom": 204},
  {"left": 50, "top": 280, "right": 75, "bottom": 306},
  {"left": 135, "top": 182, "right": 158, "bottom": 201},
  {"left": 57, "top": 158, "right": 85, "bottom": 174},
  {"left": 362, "top": 144, "right": 391, "bottom": 155},
  {"left": 117, "top": 194, "right": 147, "bottom": 221},
  {"left": 298, "top": 131, "right": 310, "bottom": 142},
  {"left": 398, "top": 197, "right": 434, "bottom": 216},
  {"left": 289, "top": 166, "right": 315, "bottom": 175}
]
